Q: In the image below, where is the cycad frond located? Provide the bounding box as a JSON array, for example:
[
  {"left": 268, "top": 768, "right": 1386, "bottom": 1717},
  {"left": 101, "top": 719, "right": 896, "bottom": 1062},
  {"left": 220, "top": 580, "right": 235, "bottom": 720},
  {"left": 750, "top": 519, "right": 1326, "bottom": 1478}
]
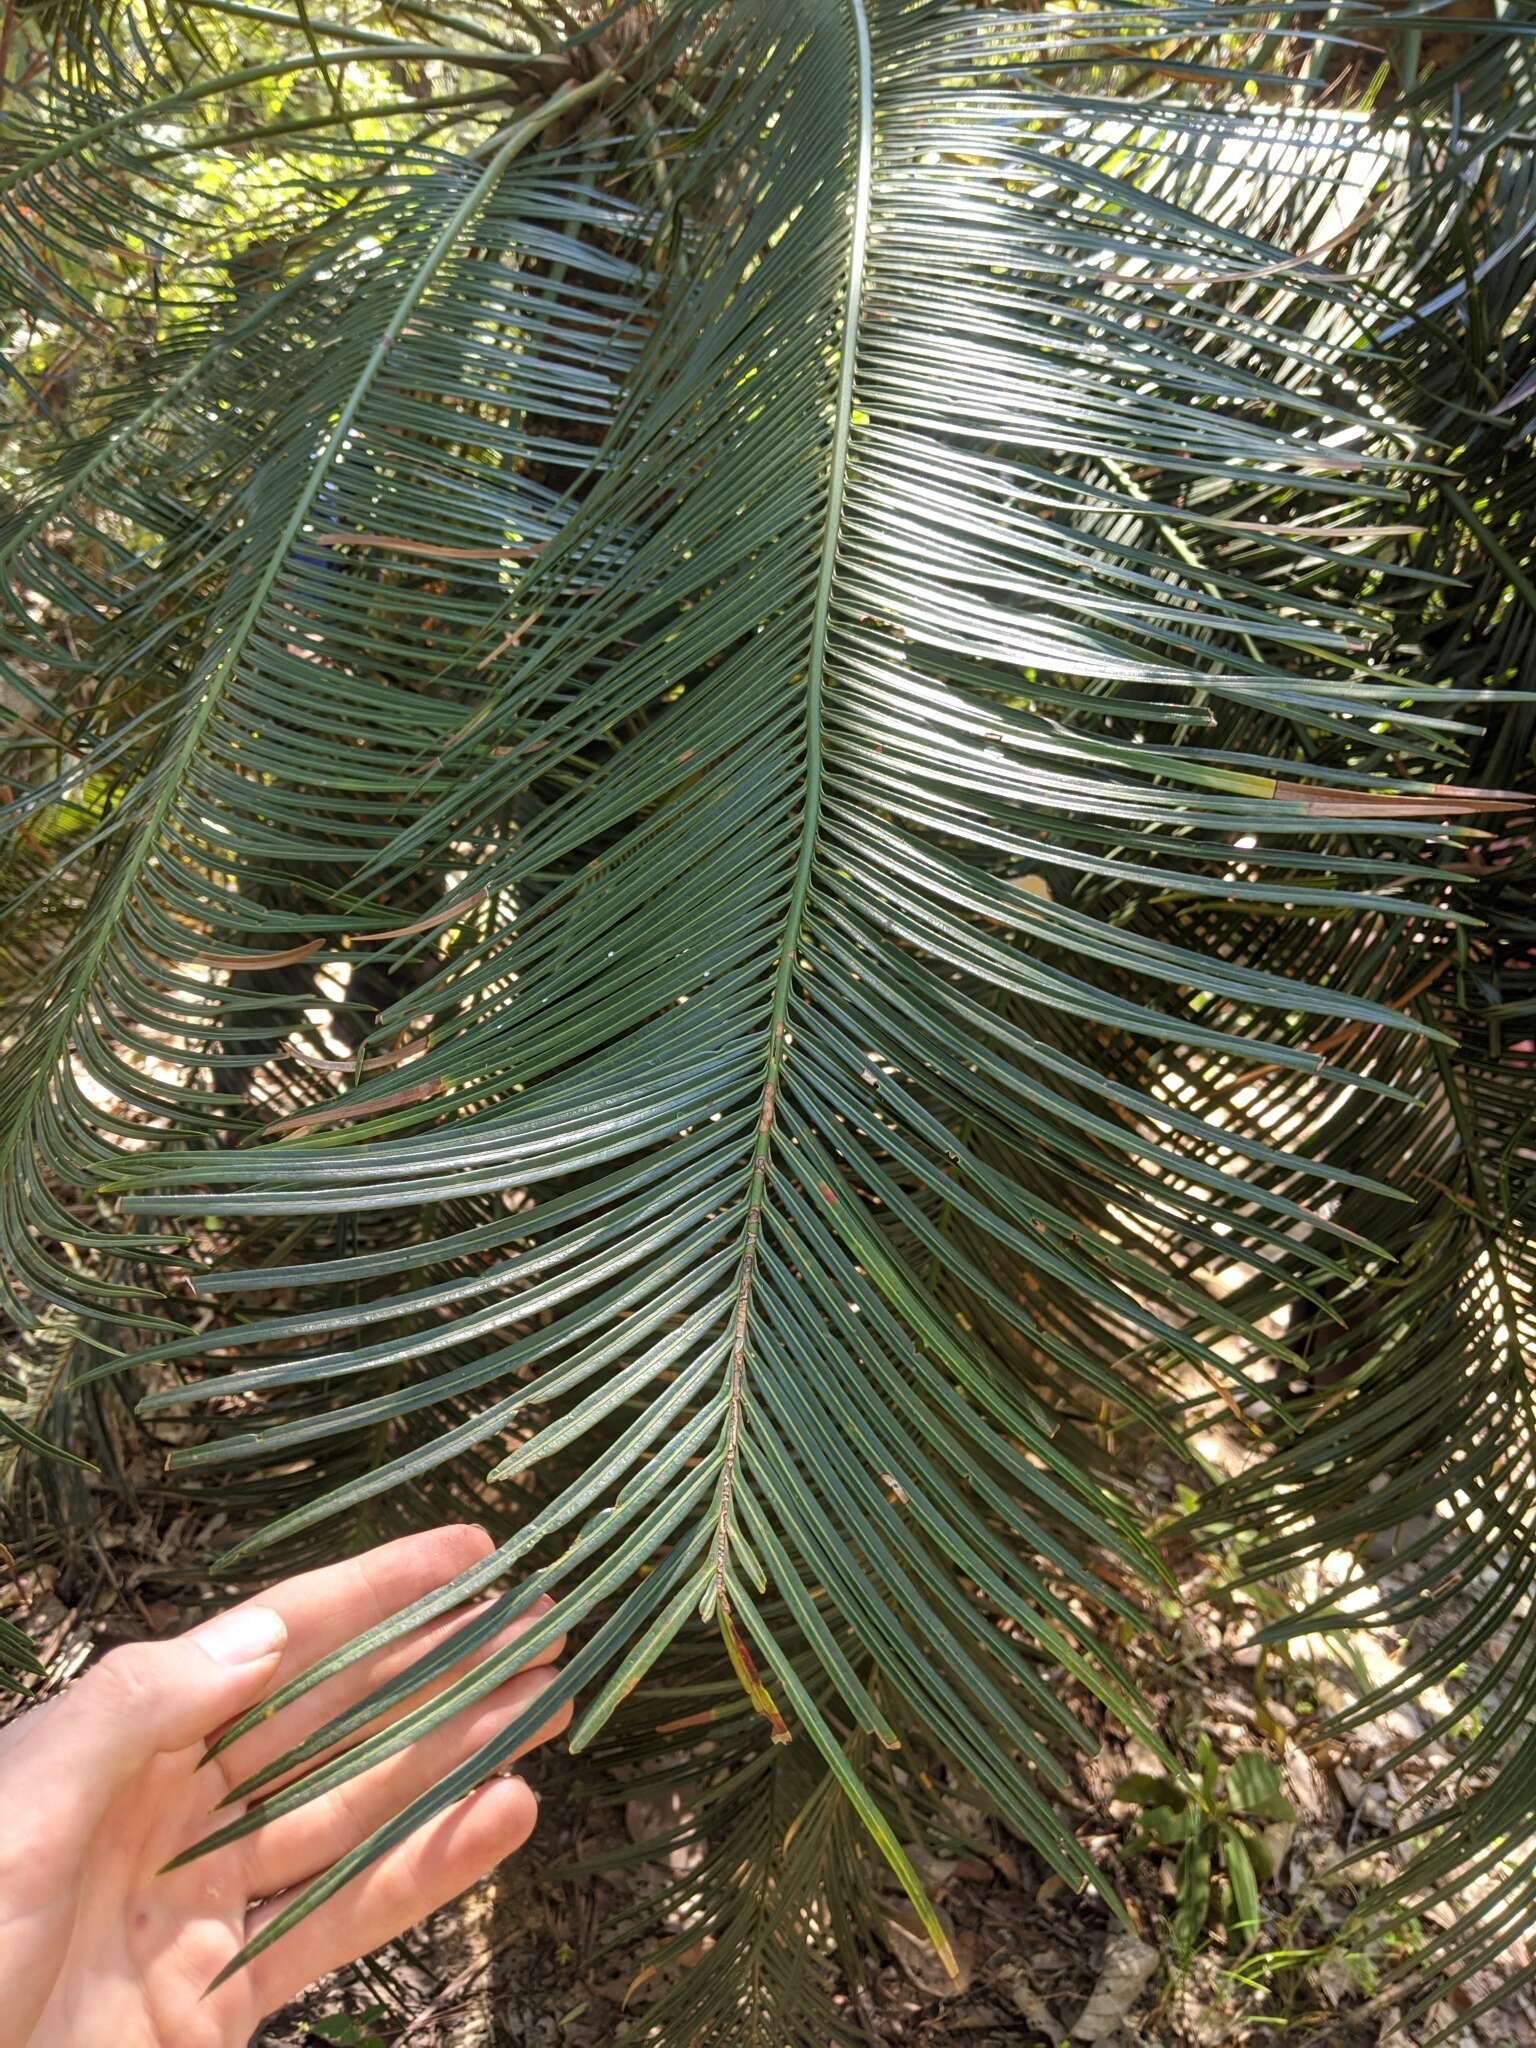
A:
[
  {"left": 1201, "top": 132, "right": 1536, "bottom": 2017},
  {"left": 3, "top": 0, "right": 1534, "bottom": 2025}
]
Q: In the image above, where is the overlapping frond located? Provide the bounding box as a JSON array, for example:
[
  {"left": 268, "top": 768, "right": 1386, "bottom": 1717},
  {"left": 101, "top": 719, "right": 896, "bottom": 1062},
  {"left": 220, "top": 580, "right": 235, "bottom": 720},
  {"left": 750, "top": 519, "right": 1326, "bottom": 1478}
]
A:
[{"left": 1197, "top": 111, "right": 1536, "bottom": 2019}]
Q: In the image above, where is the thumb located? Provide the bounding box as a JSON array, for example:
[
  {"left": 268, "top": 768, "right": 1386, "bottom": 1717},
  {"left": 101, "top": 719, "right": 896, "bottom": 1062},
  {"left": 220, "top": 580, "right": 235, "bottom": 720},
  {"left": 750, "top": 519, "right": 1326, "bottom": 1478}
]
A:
[
  {"left": 0, "top": 1605, "right": 285, "bottom": 2046},
  {"left": 16, "top": 1604, "right": 288, "bottom": 1839},
  {"left": 76, "top": 1603, "right": 290, "bottom": 1774},
  {"left": 0, "top": 1599, "right": 287, "bottom": 2009}
]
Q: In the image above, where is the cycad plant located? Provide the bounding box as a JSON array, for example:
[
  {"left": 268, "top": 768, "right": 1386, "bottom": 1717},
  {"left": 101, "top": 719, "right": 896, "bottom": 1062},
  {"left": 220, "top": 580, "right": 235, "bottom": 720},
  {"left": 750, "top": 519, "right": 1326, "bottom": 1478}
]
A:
[{"left": 3, "top": 0, "right": 1534, "bottom": 2037}]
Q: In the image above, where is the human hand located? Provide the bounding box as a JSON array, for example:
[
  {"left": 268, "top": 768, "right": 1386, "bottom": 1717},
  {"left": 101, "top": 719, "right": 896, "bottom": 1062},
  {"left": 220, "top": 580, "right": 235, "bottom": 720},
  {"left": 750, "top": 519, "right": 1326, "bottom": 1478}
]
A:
[{"left": 0, "top": 1525, "right": 569, "bottom": 2048}]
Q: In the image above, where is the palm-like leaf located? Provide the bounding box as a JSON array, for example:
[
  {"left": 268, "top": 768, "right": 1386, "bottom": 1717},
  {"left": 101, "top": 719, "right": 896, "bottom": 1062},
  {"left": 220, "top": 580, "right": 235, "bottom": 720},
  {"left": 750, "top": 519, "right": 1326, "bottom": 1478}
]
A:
[
  {"left": 1204, "top": 126, "right": 1536, "bottom": 2016},
  {"left": 3, "top": 0, "right": 1534, "bottom": 2034}
]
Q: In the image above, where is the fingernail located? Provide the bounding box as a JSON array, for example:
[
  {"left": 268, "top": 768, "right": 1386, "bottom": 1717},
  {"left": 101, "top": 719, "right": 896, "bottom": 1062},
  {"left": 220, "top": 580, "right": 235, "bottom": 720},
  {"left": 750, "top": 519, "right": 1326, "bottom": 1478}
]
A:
[{"left": 194, "top": 1604, "right": 288, "bottom": 1667}]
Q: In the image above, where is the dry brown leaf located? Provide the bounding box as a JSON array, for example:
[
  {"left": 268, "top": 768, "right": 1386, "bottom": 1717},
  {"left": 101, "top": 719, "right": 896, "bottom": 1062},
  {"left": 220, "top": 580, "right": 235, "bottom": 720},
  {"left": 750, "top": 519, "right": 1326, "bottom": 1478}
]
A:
[
  {"left": 1070, "top": 1931, "right": 1159, "bottom": 2041},
  {"left": 881, "top": 1901, "right": 973, "bottom": 1999},
  {"left": 995, "top": 1960, "right": 1066, "bottom": 2042}
]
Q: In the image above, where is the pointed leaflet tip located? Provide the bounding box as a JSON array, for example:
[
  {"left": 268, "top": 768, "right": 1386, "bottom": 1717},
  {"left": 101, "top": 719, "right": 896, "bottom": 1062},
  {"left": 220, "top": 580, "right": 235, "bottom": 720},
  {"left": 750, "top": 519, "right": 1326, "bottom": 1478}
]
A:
[{"left": 718, "top": 1598, "right": 792, "bottom": 1744}]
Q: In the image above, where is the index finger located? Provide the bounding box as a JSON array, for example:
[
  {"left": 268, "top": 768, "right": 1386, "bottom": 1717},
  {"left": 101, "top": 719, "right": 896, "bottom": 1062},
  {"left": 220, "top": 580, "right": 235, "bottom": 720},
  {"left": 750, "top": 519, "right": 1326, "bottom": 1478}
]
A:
[{"left": 212, "top": 1524, "right": 494, "bottom": 1697}]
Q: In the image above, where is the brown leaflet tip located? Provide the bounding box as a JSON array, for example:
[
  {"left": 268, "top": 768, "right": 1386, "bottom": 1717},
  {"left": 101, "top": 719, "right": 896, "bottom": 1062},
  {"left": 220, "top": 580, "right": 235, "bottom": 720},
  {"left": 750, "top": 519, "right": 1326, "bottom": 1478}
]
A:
[
  {"left": 1272, "top": 777, "right": 1530, "bottom": 819},
  {"left": 312, "top": 533, "right": 547, "bottom": 560},
  {"left": 718, "top": 1603, "right": 792, "bottom": 1744},
  {"left": 359, "top": 886, "right": 487, "bottom": 941},
  {"left": 262, "top": 1074, "right": 444, "bottom": 1139},
  {"left": 622, "top": 1963, "right": 657, "bottom": 2009},
  {"left": 200, "top": 937, "right": 324, "bottom": 971},
  {"left": 286, "top": 1034, "right": 429, "bottom": 1074},
  {"left": 655, "top": 1708, "right": 720, "bottom": 1735}
]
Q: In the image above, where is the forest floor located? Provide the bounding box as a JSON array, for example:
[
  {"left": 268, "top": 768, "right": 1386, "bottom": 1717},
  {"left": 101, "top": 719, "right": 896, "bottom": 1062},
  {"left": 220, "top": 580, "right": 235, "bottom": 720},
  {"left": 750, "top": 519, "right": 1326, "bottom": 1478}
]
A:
[{"left": 5, "top": 1447, "right": 1535, "bottom": 2048}]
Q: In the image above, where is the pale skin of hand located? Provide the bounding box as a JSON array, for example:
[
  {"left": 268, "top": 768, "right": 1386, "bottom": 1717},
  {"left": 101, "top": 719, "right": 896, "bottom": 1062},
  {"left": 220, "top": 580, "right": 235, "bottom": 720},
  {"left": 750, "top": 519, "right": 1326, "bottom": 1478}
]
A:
[{"left": 0, "top": 1525, "right": 570, "bottom": 2048}]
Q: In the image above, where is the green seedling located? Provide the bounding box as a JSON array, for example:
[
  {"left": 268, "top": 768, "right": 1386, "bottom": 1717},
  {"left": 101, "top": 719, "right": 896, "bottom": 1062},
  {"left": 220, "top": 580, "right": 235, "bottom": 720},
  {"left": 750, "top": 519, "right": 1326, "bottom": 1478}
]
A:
[
  {"left": 307, "top": 2006, "right": 391, "bottom": 2048},
  {"left": 1116, "top": 1737, "right": 1296, "bottom": 1959}
]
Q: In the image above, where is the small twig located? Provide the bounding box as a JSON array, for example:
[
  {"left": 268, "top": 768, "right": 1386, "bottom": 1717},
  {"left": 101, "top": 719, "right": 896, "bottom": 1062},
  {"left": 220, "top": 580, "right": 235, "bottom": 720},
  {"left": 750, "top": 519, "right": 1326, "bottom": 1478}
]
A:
[{"left": 391, "top": 1928, "right": 527, "bottom": 2045}]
